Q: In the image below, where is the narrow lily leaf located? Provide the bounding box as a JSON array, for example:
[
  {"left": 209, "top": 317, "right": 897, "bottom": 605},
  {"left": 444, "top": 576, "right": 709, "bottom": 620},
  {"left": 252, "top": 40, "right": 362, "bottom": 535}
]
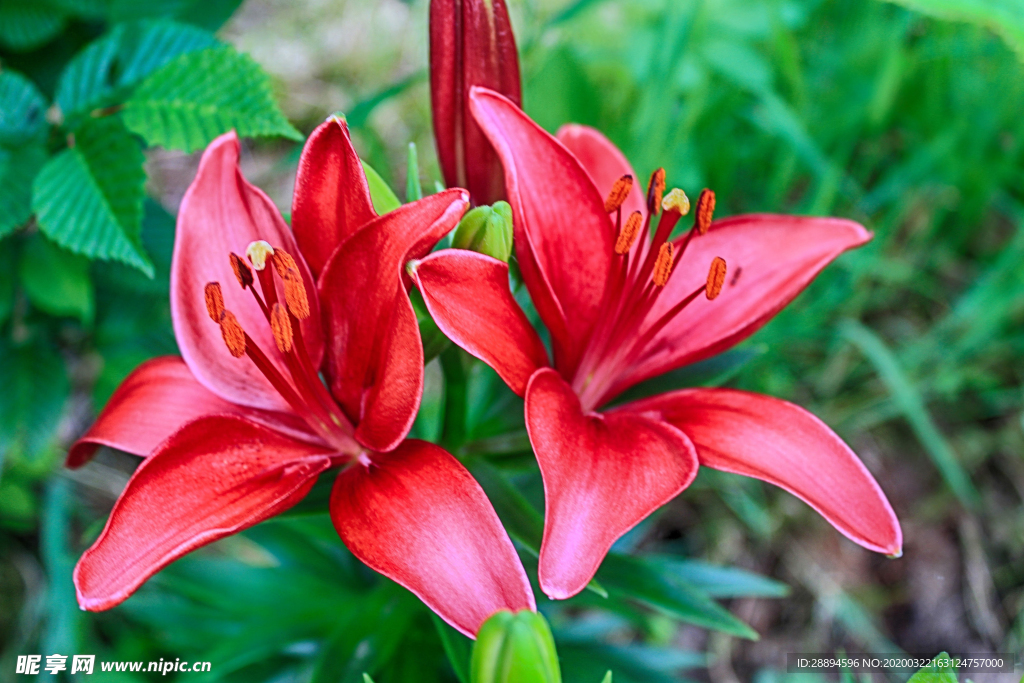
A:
[
  {"left": 123, "top": 45, "right": 302, "bottom": 152},
  {"left": 596, "top": 554, "right": 758, "bottom": 639},
  {"left": 407, "top": 142, "right": 423, "bottom": 202},
  {"left": 882, "top": 0, "right": 1024, "bottom": 60},
  {"left": 55, "top": 20, "right": 218, "bottom": 127},
  {"left": 361, "top": 160, "right": 401, "bottom": 214},
  {"left": 907, "top": 653, "right": 957, "bottom": 682},
  {"left": 600, "top": 672, "right": 612, "bottom": 683},
  {"left": 0, "top": 69, "right": 48, "bottom": 144},
  {"left": 431, "top": 613, "right": 471, "bottom": 683},
  {"left": 0, "top": 143, "right": 47, "bottom": 238},
  {"left": 841, "top": 319, "right": 980, "bottom": 508},
  {"left": 32, "top": 116, "right": 152, "bottom": 275},
  {"left": 19, "top": 234, "right": 94, "bottom": 323},
  {"left": 0, "top": 1, "right": 65, "bottom": 51},
  {"left": 648, "top": 556, "right": 789, "bottom": 598}
]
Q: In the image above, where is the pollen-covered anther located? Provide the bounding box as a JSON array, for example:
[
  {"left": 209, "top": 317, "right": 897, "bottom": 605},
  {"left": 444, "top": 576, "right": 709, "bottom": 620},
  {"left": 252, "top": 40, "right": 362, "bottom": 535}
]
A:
[
  {"left": 269, "top": 249, "right": 311, "bottom": 319},
  {"left": 270, "top": 303, "right": 293, "bottom": 353},
  {"left": 662, "top": 188, "right": 690, "bottom": 215},
  {"left": 204, "top": 282, "right": 224, "bottom": 321},
  {"left": 219, "top": 310, "right": 246, "bottom": 358},
  {"left": 647, "top": 168, "right": 666, "bottom": 214},
  {"left": 652, "top": 243, "right": 675, "bottom": 287},
  {"left": 604, "top": 174, "right": 633, "bottom": 213},
  {"left": 230, "top": 252, "right": 253, "bottom": 288},
  {"left": 246, "top": 240, "right": 274, "bottom": 270},
  {"left": 706, "top": 257, "right": 726, "bottom": 299},
  {"left": 615, "top": 211, "right": 643, "bottom": 255},
  {"left": 695, "top": 189, "right": 716, "bottom": 235}
]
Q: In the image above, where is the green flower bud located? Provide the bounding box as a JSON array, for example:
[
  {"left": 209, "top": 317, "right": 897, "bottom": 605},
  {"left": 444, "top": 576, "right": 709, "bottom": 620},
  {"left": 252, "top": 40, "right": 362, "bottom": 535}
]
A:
[
  {"left": 452, "top": 201, "right": 513, "bottom": 263},
  {"left": 470, "top": 610, "right": 561, "bottom": 683}
]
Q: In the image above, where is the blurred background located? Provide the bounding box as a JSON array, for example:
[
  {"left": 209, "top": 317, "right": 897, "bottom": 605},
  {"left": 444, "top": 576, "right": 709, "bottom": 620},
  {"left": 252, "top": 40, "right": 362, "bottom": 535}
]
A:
[{"left": 2, "top": 0, "right": 1024, "bottom": 680}]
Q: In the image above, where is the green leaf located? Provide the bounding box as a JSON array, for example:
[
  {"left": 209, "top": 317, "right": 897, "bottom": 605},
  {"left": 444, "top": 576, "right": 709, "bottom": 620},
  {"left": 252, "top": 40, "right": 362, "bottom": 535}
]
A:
[
  {"left": 55, "top": 20, "right": 219, "bottom": 127},
  {"left": 361, "top": 159, "right": 402, "bottom": 214},
  {"left": 881, "top": 0, "right": 1024, "bottom": 60},
  {"left": 432, "top": 613, "right": 471, "bottom": 683},
  {"left": 0, "top": 69, "right": 48, "bottom": 144},
  {"left": 19, "top": 233, "right": 94, "bottom": 322},
  {"left": 363, "top": 675, "right": 376, "bottom": 683},
  {"left": 600, "top": 673, "right": 612, "bottom": 683},
  {"left": 33, "top": 116, "right": 152, "bottom": 275},
  {"left": 0, "top": 143, "right": 47, "bottom": 238},
  {"left": 596, "top": 554, "right": 759, "bottom": 639},
  {"left": 841, "top": 319, "right": 980, "bottom": 509},
  {"left": 611, "top": 346, "right": 764, "bottom": 405},
  {"left": 907, "top": 653, "right": 958, "bottom": 682},
  {"left": 0, "top": 1, "right": 65, "bottom": 52},
  {"left": 406, "top": 142, "right": 423, "bottom": 202},
  {"left": 123, "top": 45, "right": 302, "bottom": 152},
  {"left": 0, "top": 337, "right": 69, "bottom": 464},
  {"left": 649, "top": 556, "right": 790, "bottom": 598}
]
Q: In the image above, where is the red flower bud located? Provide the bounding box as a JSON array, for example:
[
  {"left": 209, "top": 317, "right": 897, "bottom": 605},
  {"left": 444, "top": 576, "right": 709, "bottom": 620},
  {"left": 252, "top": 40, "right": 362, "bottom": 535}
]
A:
[{"left": 430, "top": 0, "right": 521, "bottom": 206}]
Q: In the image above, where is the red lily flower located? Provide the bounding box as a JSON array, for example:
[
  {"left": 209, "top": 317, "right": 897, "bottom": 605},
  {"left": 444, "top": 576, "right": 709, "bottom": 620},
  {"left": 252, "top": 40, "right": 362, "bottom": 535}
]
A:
[
  {"left": 67, "top": 119, "right": 534, "bottom": 636},
  {"left": 411, "top": 88, "right": 902, "bottom": 600},
  {"left": 430, "top": 0, "right": 521, "bottom": 206}
]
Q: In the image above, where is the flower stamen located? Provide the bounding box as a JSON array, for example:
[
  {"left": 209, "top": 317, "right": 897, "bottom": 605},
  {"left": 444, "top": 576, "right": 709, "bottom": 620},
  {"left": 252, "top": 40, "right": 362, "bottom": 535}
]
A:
[
  {"left": 272, "top": 249, "right": 311, "bottom": 319},
  {"left": 695, "top": 189, "right": 716, "bottom": 235},
  {"left": 219, "top": 311, "right": 246, "bottom": 358},
  {"left": 270, "top": 303, "right": 293, "bottom": 353},
  {"left": 604, "top": 175, "right": 633, "bottom": 213},
  {"left": 647, "top": 168, "right": 666, "bottom": 215},
  {"left": 230, "top": 252, "right": 254, "bottom": 288},
  {"left": 615, "top": 211, "right": 643, "bottom": 255},
  {"left": 661, "top": 188, "right": 690, "bottom": 215},
  {"left": 246, "top": 240, "right": 274, "bottom": 270},
  {"left": 707, "top": 256, "right": 727, "bottom": 299},
  {"left": 652, "top": 243, "right": 674, "bottom": 287},
  {"left": 204, "top": 282, "right": 225, "bottom": 321}
]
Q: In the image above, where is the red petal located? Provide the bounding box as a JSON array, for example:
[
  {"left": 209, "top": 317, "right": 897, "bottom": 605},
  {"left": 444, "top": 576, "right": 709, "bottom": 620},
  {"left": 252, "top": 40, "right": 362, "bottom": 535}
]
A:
[
  {"left": 171, "top": 131, "right": 324, "bottom": 412},
  {"left": 292, "top": 116, "right": 377, "bottom": 278},
  {"left": 74, "top": 416, "right": 332, "bottom": 611},
  {"left": 611, "top": 214, "right": 871, "bottom": 399},
  {"left": 331, "top": 439, "right": 535, "bottom": 637},
  {"left": 319, "top": 189, "right": 469, "bottom": 452},
  {"left": 525, "top": 368, "right": 698, "bottom": 599},
  {"left": 556, "top": 124, "right": 646, "bottom": 221},
  {"left": 630, "top": 388, "right": 902, "bottom": 556},
  {"left": 430, "top": 0, "right": 521, "bottom": 205},
  {"left": 469, "top": 88, "right": 611, "bottom": 376},
  {"left": 66, "top": 357, "right": 318, "bottom": 468},
  {"left": 411, "top": 250, "right": 548, "bottom": 396}
]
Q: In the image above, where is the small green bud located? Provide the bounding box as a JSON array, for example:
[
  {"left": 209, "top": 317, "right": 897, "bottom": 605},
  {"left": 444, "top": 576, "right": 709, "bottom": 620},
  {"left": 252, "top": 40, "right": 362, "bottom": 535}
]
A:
[
  {"left": 452, "top": 201, "right": 513, "bottom": 263},
  {"left": 470, "top": 610, "right": 561, "bottom": 683}
]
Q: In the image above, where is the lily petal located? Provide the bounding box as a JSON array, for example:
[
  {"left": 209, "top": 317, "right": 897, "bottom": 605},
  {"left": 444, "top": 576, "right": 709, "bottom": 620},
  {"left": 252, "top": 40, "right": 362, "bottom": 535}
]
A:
[
  {"left": 319, "top": 189, "right": 469, "bottom": 452},
  {"left": 469, "top": 87, "right": 611, "bottom": 376},
  {"left": 292, "top": 116, "right": 377, "bottom": 278},
  {"left": 525, "top": 368, "right": 699, "bottom": 599},
  {"left": 66, "top": 357, "right": 318, "bottom": 468},
  {"left": 631, "top": 388, "right": 902, "bottom": 556},
  {"left": 74, "top": 415, "right": 332, "bottom": 611},
  {"left": 331, "top": 439, "right": 535, "bottom": 637},
  {"left": 556, "top": 124, "right": 646, "bottom": 222},
  {"left": 171, "top": 131, "right": 324, "bottom": 412},
  {"left": 411, "top": 249, "right": 549, "bottom": 396},
  {"left": 611, "top": 214, "right": 871, "bottom": 400}
]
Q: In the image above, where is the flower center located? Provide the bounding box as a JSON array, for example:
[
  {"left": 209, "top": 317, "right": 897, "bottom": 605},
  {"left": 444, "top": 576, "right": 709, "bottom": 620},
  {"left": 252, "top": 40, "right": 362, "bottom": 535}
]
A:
[
  {"left": 204, "top": 242, "right": 359, "bottom": 455},
  {"left": 572, "top": 171, "right": 726, "bottom": 409}
]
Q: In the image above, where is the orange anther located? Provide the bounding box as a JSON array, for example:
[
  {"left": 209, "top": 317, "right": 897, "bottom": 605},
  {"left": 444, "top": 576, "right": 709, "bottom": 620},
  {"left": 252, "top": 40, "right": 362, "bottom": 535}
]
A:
[
  {"left": 604, "top": 174, "right": 633, "bottom": 213},
  {"left": 652, "top": 243, "right": 675, "bottom": 287},
  {"left": 648, "top": 168, "right": 666, "bottom": 215},
  {"left": 204, "top": 282, "right": 224, "bottom": 321},
  {"left": 270, "top": 303, "right": 293, "bottom": 353},
  {"left": 270, "top": 248, "right": 310, "bottom": 319},
  {"left": 707, "top": 256, "right": 726, "bottom": 299},
  {"left": 615, "top": 211, "right": 643, "bottom": 254},
  {"left": 220, "top": 311, "right": 246, "bottom": 357},
  {"left": 695, "top": 189, "right": 716, "bottom": 235},
  {"left": 230, "top": 252, "right": 254, "bottom": 288}
]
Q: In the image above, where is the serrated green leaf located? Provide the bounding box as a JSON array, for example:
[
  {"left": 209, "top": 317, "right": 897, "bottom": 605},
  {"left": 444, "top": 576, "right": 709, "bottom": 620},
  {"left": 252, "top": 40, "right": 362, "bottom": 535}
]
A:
[
  {"left": 19, "top": 233, "right": 94, "bottom": 322},
  {"left": 0, "top": 143, "right": 47, "bottom": 237},
  {"left": 0, "top": 338, "right": 69, "bottom": 464},
  {"left": 55, "top": 20, "right": 218, "bottom": 126},
  {"left": 0, "top": 1, "right": 65, "bottom": 52},
  {"left": 33, "top": 116, "right": 152, "bottom": 275},
  {"left": 0, "top": 69, "right": 48, "bottom": 144},
  {"left": 123, "top": 45, "right": 302, "bottom": 152},
  {"left": 361, "top": 160, "right": 401, "bottom": 214}
]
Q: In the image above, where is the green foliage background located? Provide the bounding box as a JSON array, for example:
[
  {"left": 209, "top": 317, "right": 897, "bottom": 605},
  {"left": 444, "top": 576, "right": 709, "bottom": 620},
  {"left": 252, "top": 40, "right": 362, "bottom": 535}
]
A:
[{"left": 2, "top": 0, "right": 1024, "bottom": 680}]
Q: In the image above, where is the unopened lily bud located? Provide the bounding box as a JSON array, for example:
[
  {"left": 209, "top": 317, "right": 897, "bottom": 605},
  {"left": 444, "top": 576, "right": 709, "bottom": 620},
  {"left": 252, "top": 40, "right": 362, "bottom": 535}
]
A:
[
  {"left": 452, "top": 201, "right": 513, "bottom": 262},
  {"left": 470, "top": 610, "right": 561, "bottom": 683},
  {"left": 430, "top": 0, "right": 521, "bottom": 205}
]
